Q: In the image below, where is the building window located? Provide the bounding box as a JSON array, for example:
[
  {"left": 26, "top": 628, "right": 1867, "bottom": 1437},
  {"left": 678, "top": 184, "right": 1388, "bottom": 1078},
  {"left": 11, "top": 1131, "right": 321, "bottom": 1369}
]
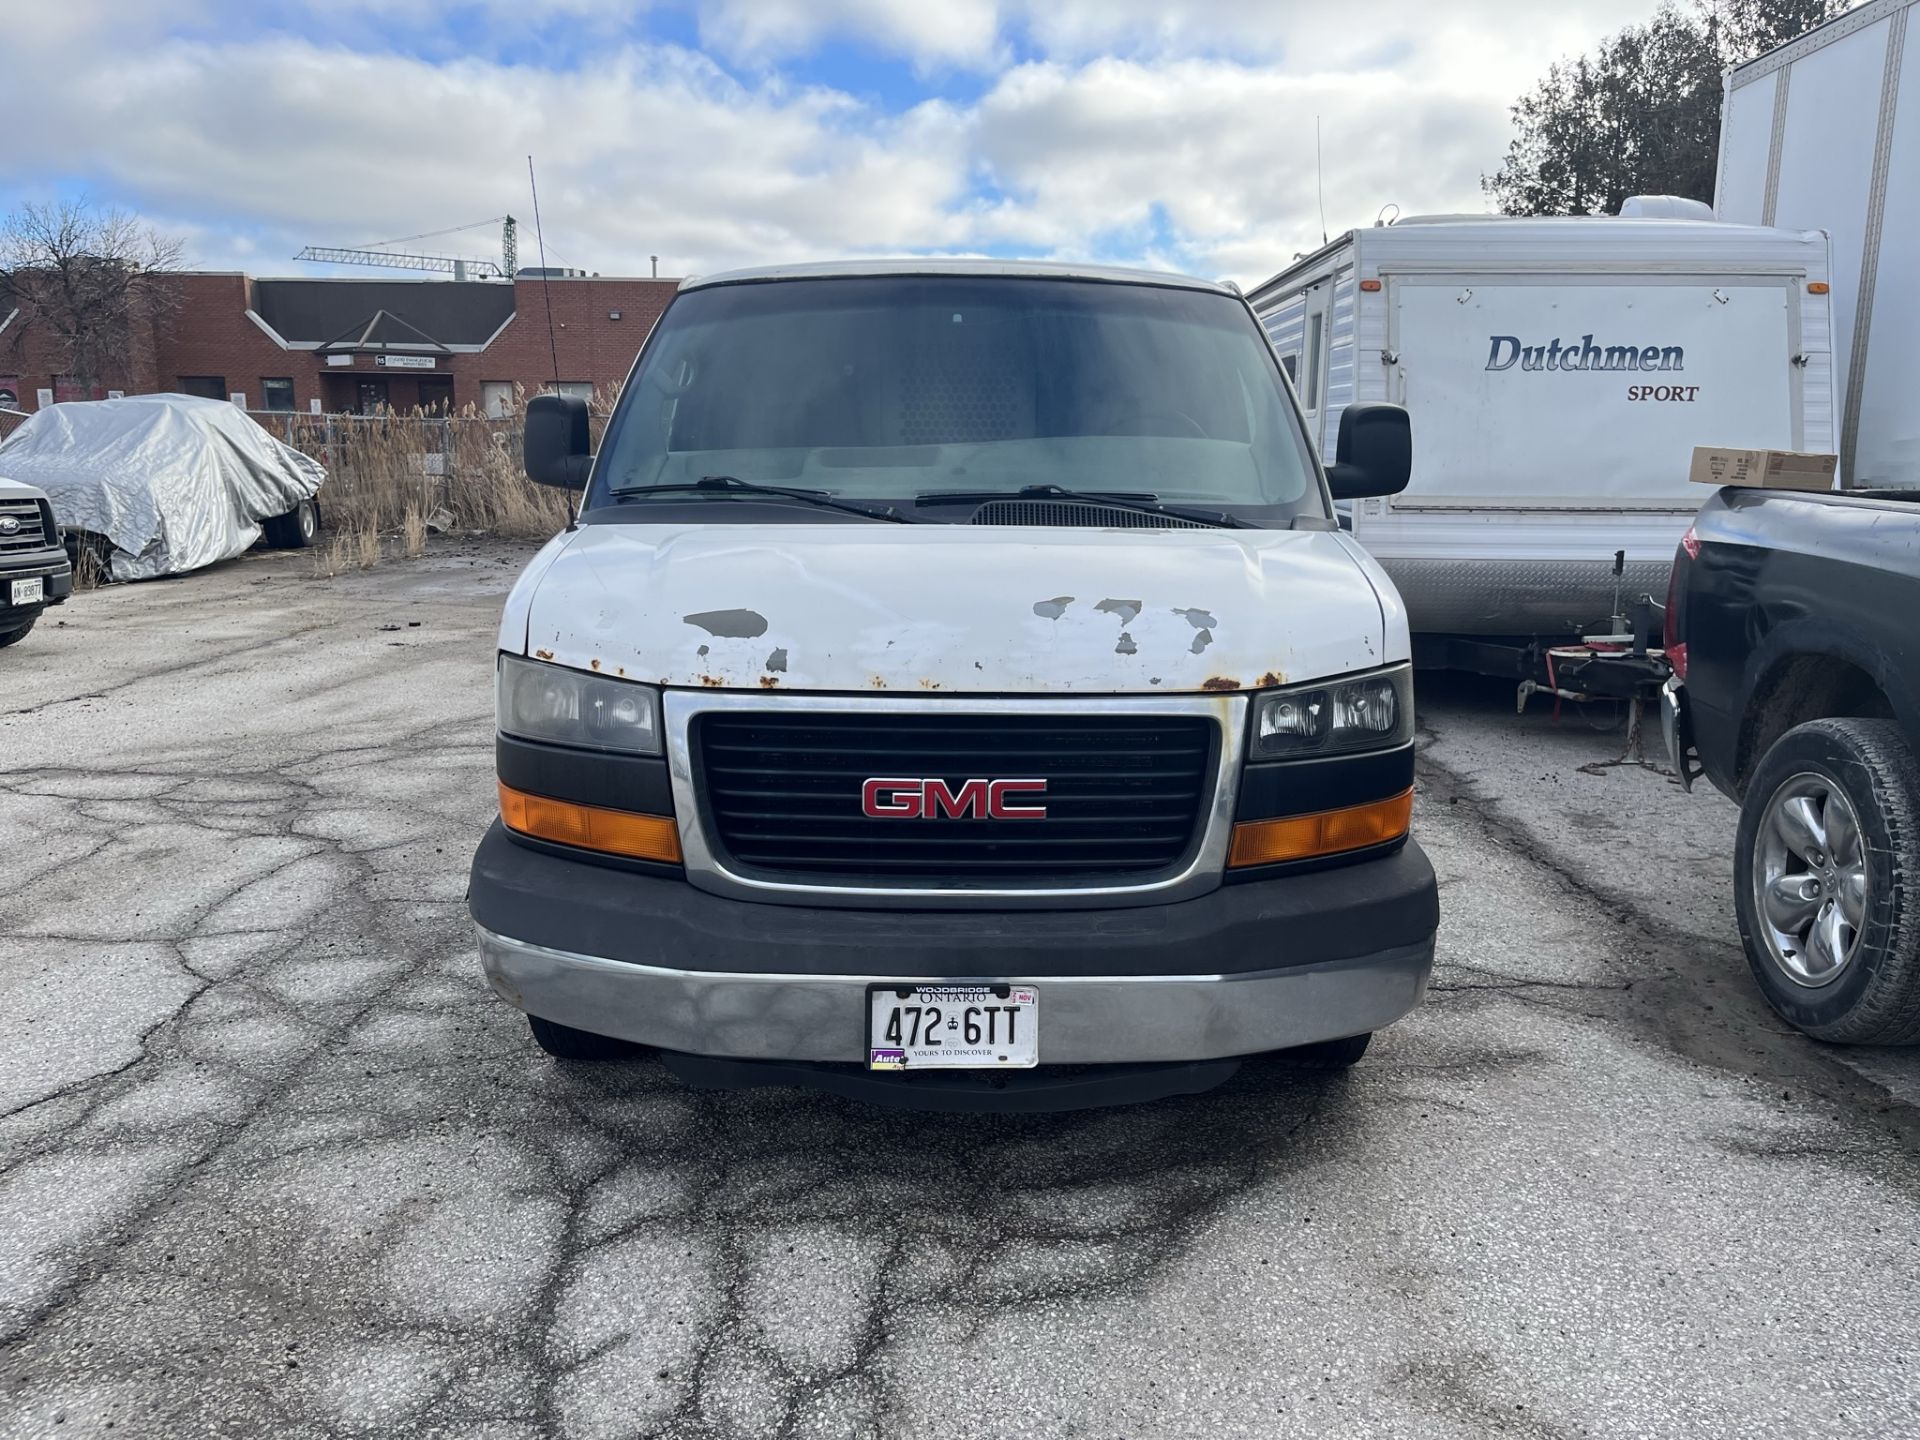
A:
[
  {"left": 545, "top": 381, "right": 594, "bottom": 401},
  {"left": 480, "top": 381, "right": 517, "bottom": 418},
  {"left": 356, "top": 378, "right": 390, "bottom": 415},
  {"left": 1279, "top": 353, "right": 1299, "bottom": 385},
  {"left": 178, "top": 376, "right": 227, "bottom": 400},
  {"left": 0, "top": 378, "right": 19, "bottom": 410},
  {"left": 261, "top": 378, "right": 295, "bottom": 412}
]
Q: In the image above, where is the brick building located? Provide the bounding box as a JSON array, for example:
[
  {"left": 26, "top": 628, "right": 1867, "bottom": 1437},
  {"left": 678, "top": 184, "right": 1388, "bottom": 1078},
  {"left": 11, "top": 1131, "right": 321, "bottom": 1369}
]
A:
[{"left": 0, "top": 271, "right": 679, "bottom": 417}]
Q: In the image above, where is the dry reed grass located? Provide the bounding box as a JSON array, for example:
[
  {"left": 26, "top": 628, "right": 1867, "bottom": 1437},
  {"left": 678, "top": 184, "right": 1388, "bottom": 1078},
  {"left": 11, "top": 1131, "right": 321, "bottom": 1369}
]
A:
[
  {"left": 401, "top": 504, "right": 426, "bottom": 558},
  {"left": 254, "top": 386, "right": 614, "bottom": 571},
  {"left": 67, "top": 534, "right": 112, "bottom": 591}
]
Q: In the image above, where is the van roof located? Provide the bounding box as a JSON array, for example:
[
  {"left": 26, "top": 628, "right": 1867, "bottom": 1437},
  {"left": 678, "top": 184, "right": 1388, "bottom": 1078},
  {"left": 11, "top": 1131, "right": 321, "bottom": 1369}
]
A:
[{"left": 678, "top": 258, "right": 1234, "bottom": 295}]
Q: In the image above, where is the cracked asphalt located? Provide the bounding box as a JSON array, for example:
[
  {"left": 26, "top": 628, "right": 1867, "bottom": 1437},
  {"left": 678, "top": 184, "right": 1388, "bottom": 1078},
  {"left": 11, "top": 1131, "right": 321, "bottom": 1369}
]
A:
[{"left": 2, "top": 542, "right": 1917, "bottom": 1439}]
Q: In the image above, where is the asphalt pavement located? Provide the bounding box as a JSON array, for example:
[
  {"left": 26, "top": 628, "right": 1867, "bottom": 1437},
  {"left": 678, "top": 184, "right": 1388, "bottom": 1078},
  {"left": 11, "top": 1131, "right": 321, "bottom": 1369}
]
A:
[{"left": 1, "top": 542, "right": 1915, "bottom": 1440}]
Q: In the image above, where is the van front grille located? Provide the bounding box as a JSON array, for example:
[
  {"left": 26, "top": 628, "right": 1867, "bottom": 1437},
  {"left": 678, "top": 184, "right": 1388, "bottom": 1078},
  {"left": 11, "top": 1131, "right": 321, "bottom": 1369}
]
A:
[{"left": 695, "top": 711, "right": 1216, "bottom": 886}]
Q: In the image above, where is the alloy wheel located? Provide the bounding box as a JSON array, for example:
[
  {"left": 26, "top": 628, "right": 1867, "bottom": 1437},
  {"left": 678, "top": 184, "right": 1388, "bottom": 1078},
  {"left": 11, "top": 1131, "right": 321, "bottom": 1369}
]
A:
[{"left": 1752, "top": 772, "right": 1869, "bottom": 988}]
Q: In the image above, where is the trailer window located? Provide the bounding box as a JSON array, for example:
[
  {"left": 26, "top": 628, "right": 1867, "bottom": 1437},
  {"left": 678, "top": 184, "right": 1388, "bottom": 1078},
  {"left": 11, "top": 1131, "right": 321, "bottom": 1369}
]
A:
[{"left": 1305, "top": 313, "right": 1324, "bottom": 410}]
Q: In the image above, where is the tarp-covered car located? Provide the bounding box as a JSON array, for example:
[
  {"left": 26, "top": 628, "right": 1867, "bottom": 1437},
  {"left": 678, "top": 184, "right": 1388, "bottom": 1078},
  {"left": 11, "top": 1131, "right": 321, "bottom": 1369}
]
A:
[{"left": 0, "top": 395, "right": 326, "bottom": 580}]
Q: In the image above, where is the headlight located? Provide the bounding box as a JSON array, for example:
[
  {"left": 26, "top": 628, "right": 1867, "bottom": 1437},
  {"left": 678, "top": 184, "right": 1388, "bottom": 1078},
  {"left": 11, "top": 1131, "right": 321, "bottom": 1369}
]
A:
[
  {"left": 497, "top": 654, "right": 662, "bottom": 754},
  {"left": 1251, "top": 665, "right": 1413, "bottom": 760}
]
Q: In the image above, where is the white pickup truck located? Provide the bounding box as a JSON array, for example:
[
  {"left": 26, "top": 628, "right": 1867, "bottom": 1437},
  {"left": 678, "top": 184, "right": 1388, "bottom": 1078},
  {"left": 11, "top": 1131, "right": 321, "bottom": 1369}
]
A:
[
  {"left": 0, "top": 475, "right": 72, "bottom": 648},
  {"left": 467, "top": 260, "right": 1439, "bottom": 1110}
]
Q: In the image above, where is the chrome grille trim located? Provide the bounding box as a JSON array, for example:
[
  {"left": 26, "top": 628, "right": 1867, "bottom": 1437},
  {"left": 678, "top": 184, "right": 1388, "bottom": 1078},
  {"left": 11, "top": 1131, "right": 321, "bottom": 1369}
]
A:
[
  {"left": 665, "top": 691, "right": 1247, "bottom": 910},
  {"left": 0, "top": 498, "right": 53, "bottom": 553}
]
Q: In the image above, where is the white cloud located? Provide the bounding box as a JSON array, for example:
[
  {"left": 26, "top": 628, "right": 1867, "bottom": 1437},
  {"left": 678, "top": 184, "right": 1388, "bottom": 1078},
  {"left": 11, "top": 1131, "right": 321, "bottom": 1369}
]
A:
[
  {"left": 0, "top": 0, "right": 1657, "bottom": 283},
  {"left": 696, "top": 0, "right": 1003, "bottom": 70},
  {"left": 6, "top": 34, "right": 972, "bottom": 276},
  {"left": 961, "top": 54, "right": 1524, "bottom": 281}
]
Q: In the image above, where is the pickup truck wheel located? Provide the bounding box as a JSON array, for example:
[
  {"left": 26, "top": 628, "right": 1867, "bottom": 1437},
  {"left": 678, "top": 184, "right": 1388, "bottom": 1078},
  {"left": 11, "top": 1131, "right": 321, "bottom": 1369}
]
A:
[
  {"left": 0, "top": 613, "right": 37, "bottom": 648},
  {"left": 527, "top": 1013, "right": 634, "bottom": 1060},
  {"left": 1736, "top": 718, "right": 1920, "bottom": 1044},
  {"left": 1278, "top": 1032, "right": 1372, "bottom": 1068},
  {"left": 264, "top": 499, "right": 318, "bottom": 549}
]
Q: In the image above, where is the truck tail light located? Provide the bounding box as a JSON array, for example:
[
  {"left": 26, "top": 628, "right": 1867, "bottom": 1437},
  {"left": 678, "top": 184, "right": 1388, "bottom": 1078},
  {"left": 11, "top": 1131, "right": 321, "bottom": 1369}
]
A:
[
  {"left": 1227, "top": 790, "right": 1414, "bottom": 868},
  {"left": 498, "top": 782, "right": 682, "bottom": 863},
  {"left": 1665, "top": 526, "right": 1695, "bottom": 681}
]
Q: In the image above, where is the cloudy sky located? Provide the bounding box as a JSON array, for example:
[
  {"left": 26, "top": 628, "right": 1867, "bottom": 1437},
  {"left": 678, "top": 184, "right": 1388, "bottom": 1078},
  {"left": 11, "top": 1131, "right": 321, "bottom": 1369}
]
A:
[{"left": 2, "top": 0, "right": 1653, "bottom": 288}]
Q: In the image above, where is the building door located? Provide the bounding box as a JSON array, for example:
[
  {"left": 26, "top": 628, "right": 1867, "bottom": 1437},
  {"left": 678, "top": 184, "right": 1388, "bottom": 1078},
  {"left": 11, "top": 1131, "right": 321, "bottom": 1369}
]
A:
[
  {"left": 356, "top": 378, "right": 390, "bottom": 415},
  {"left": 418, "top": 377, "right": 454, "bottom": 415},
  {"left": 177, "top": 375, "right": 227, "bottom": 400}
]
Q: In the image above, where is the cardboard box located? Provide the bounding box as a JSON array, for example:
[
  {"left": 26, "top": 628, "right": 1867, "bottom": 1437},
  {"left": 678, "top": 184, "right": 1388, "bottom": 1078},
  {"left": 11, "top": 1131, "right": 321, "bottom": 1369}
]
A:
[{"left": 1690, "top": 446, "right": 1839, "bottom": 491}]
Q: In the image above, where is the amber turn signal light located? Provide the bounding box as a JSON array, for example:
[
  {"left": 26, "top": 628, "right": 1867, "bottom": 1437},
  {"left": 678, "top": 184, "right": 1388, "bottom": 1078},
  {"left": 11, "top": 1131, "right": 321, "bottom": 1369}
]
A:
[
  {"left": 1807, "top": 281, "right": 1830, "bottom": 294},
  {"left": 1227, "top": 789, "right": 1414, "bottom": 868},
  {"left": 498, "top": 781, "right": 683, "bottom": 863}
]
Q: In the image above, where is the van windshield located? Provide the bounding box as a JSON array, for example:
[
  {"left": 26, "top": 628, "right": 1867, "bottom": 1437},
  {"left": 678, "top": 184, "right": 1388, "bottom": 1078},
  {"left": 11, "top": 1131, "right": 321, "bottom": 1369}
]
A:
[{"left": 588, "top": 275, "right": 1323, "bottom": 526}]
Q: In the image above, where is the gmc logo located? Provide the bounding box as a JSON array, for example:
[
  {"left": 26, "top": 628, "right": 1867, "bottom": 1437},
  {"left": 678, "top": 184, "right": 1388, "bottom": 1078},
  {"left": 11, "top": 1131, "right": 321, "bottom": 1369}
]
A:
[{"left": 862, "top": 777, "right": 1048, "bottom": 820}]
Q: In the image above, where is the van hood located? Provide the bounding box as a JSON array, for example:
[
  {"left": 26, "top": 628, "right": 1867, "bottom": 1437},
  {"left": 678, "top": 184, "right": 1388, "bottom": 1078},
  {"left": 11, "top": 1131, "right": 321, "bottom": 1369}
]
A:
[{"left": 508, "top": 523, "right": 1401, "bottom": 694}]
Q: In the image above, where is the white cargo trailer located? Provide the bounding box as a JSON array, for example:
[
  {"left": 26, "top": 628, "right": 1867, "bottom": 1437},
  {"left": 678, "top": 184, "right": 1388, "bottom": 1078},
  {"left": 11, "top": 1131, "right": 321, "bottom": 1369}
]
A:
[
  {"left": 1246, "top": 214, "right": 1834, "bottom": 637},
  {"left": 1716, "top": 0, "right": 1917, "bottom": 487}
]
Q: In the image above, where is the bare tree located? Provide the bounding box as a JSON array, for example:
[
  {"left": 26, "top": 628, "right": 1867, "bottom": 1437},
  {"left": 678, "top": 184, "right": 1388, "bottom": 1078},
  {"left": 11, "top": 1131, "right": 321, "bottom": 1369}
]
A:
[{"left": 0, "top": 200, "right": 185, "bottom": 395}]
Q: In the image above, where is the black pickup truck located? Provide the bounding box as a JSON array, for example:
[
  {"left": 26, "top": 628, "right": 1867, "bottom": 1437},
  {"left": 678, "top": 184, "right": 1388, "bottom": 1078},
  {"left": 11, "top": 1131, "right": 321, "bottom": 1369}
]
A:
[{"left": 1664, "top": 486, "right": 1920, "bottom": 1044}]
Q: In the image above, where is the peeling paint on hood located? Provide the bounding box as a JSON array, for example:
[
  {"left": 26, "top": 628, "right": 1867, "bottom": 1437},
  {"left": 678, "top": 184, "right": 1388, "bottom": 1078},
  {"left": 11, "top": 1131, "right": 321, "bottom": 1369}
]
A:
[{"left": 508, "top": 523, "right": 1404, "bottom": 694}]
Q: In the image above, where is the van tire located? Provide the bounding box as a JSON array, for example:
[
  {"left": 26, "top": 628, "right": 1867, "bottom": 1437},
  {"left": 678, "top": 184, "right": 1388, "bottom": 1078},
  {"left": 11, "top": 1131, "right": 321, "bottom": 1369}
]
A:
[
  {"left": 527, "top": 1013, "right": 633, "bottom": 1060},
  {"left": 265, "top": 499, "right": 318, "bottom": 549},
  {"left": 1735, "top": 718, "right": 1920, "bottom": 1044},
  {"left": 1279, "top": 1032, "right": 1372, "bottom": 1068},
  {"left": 0, "top": 613, "right": 37, "bottom": 648}
]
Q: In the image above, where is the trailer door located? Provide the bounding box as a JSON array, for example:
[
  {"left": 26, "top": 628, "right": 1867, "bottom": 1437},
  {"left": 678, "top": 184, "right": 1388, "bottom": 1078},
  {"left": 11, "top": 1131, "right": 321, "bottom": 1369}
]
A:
[{"left": 1390, "top": 276, "right": 1802, "bottom": 508}]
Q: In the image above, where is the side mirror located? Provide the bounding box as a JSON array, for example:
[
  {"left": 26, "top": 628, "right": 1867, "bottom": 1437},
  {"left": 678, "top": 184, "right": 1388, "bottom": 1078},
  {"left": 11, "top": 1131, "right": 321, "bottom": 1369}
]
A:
[
  {"left": 524, "top": 393, "right": 593, "bottom": 489},
  {"left": 1325, "top": 402, "right": 1411, "bottom": 500}
]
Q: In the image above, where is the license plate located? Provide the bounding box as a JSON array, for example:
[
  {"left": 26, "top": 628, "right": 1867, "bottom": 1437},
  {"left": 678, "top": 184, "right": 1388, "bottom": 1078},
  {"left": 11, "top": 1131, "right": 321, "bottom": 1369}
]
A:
[
  {"left": 8, "top": 577, "right": 42, "bottom": 606},
  {"left": 867, "top": 983, "right": 1039, "bottom": 1070}
]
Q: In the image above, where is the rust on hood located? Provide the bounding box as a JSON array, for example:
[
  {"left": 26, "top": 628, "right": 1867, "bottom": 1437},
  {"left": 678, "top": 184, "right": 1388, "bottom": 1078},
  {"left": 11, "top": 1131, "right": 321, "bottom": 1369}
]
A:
[
  {"left": 1259, "top": 670, "right": 1287, "bottom": 688},
  {"left": 534, "top": 648, "right": 555, "bottom": 660},
  {"left": 1201, "top": 676, "right": 1241, "bottom": 692},
  {"left": 589, "top": 658, "right": 601, "bottom": 671},
  {"left": 759, "top": 674, "right": 780, "bottom": 688}
]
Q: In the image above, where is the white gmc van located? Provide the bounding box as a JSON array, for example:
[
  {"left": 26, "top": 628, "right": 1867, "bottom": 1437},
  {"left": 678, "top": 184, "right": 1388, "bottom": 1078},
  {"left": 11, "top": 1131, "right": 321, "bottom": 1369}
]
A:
[{"left": 468, "top": 260, "right": 1438, "bottom": 1110}]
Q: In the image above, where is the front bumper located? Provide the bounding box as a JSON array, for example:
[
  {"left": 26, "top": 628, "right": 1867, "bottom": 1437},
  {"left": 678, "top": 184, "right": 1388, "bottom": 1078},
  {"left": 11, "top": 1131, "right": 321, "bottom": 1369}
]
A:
[
  {"left": 468, "top": 821, "right": 1438, "bottom": 1064},
  {"left": 0, "top": 548, "right": 73, "bottom": 621}
]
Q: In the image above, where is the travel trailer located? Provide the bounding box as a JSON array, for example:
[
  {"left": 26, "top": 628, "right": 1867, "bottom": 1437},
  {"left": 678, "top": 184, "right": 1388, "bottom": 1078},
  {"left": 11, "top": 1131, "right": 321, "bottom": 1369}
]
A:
[{"left": 1246, "top": 210, "right": 1835, "bottom": 641}]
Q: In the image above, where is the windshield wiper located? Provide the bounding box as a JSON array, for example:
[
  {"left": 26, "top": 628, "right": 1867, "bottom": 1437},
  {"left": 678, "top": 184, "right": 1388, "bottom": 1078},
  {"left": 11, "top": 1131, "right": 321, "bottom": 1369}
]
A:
[
  {"left": 914, "top": 483, "right": 1250, "bottom": 529},
  {"left": 608, "top": 475, "right": 913, "bottom": 523}
]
